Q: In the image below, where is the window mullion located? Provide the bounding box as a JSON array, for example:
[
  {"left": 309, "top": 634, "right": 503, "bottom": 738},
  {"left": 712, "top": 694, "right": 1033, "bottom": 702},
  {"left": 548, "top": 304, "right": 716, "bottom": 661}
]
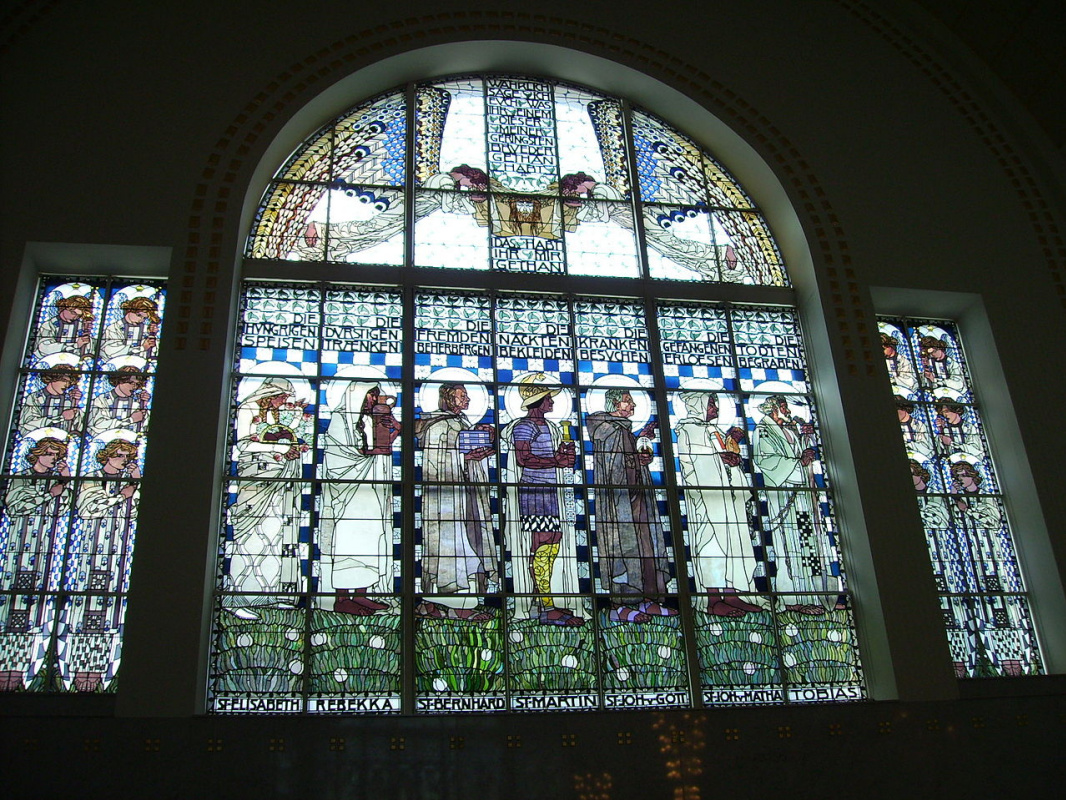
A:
[
  {"left": 400, "top": 81, "right": 419, "bottom": 715},
  {"left": 642, "top": 295, "right": 705, "bottom": 708},
  {"left": 620, "top": 99, "right": 653, "bottom": 282}
]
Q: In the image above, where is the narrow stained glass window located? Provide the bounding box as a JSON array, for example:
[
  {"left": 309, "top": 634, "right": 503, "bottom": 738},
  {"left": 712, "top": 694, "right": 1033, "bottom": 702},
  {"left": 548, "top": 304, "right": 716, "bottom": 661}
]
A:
[
  {"left": 215, "top": 74, "right": 864, "bottom": 714},
  {"left": 878, "top": 317, "right": 1043, "bottom": 677},
  {"left": 0, "top": 277, "right": 165, "bottom": 692}
]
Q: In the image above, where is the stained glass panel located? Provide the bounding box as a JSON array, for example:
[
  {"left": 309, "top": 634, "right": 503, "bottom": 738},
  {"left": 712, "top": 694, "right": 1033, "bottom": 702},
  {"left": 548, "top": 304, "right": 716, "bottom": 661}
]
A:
[
  {"left": 630, "top": 109, "right": 705, "bottom": 206},
  {"left": 246, "top": 76, "right": 787, "bottom": 285},
  {"left": 1, "top": 277, "right": 165, "bottom": 693},
  {"left": 212, "top": 284, "right": 405, "bottom": 712},
  {"left": 658, "top": 303, "right": 860, "bottom": 705},
  {"left": 879, "top": 316, "right": 1043, "bottom": 677}
]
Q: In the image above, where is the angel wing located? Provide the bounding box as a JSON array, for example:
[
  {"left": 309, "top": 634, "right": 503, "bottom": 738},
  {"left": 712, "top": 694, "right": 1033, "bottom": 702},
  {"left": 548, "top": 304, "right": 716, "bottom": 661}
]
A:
[
  {"left": 250, "top": 91, "right": 420, "bottom": 260},
  {"left": 591, "top": 105, "right": 785, "bottom": 285}
]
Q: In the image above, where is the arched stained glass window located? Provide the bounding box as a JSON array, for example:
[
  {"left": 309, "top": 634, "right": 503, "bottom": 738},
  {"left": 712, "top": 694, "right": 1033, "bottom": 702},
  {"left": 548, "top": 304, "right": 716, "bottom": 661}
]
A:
[{"left": 210, "top": 76, "right": 863, "bottom": 715}]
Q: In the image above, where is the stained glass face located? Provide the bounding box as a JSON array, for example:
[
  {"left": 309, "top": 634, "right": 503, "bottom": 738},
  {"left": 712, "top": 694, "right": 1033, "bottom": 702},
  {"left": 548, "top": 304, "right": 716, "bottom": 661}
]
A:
[
  {"left": 245, "top": 76, "right": 789, "bottom": 286},
  {"left": 878, "top": 317, "right": 1043, "bottom": 677},
  {"left": 1, "top": 277, "right": 165, "bottom": 693}
]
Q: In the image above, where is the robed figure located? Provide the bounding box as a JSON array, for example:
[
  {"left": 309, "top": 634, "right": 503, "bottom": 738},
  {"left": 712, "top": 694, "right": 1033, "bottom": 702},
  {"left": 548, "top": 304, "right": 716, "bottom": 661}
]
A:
[
  {"left": 586, "top": 388, "right": 673, "bottom": 622},
  {"left": 227, "top": 377, "right": 310, "bottom": 604},
  {"left": 414, "top": 383, "right": 496, "bottom": 619},
  {"left": 319, "top": 381, "right": 398, "bottom": 615}
]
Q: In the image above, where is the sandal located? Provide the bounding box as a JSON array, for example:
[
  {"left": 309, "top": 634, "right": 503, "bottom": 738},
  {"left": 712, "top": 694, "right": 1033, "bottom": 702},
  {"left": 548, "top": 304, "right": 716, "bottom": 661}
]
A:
[
  {"left": 638, "top": 599, "right": 678, "bottom": 617},
  {"left": 609, "top": 605, "right": 651, "bottom": 624}
]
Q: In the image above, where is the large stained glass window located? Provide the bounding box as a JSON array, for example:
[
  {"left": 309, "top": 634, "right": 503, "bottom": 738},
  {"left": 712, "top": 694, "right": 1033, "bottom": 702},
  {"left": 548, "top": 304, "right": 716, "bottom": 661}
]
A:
[
  {"left": 0, "top": 277, "right": 165, "bottom": 692},
  {"left": 878, "top": 317, "right": 1043, "bottom": 677},
  {"left": 210, "top": 75, "right": 862, "bottom": 714}
]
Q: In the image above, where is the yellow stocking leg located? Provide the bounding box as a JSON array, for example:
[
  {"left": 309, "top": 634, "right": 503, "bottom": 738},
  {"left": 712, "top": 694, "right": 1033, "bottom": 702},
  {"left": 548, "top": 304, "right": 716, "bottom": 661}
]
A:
[{"left": 531, "top": 543, "right": 560, "bottom": 609}]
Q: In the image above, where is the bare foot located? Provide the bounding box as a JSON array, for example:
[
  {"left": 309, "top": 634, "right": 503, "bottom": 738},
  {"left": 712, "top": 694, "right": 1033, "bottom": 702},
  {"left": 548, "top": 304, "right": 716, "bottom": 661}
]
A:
[
  {"left": 708, "top": 600, "right": 745, "bottom": 617},
  {"left": 785, "top": 603, "right": 825, "bottom": 616}
]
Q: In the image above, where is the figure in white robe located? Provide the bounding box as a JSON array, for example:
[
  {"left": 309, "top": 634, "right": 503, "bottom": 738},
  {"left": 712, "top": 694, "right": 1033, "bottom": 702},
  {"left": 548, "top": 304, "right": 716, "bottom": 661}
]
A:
[
  {"left": 934, "top": 402, "right": 982, "bottom": 460},
  {"left": 33, "top": 295, "right": 94, "bottom": 362},
  {"left": 881, "top": 331, "right": 918, "bottom": 398},
  {"left": 18, "top": 365, "right": 83, "bottom": 435},
  {"left": 676, "top": 391, "right": 762, "bottom": 617},
  {"left": 919, "top": 335, "right": 966, "bottom": 397},
  {"left": 895, "top": 397, "right": 933, "bottom": 456},
  {"left": 319, "top": 381, "right": 398, "bottom": 615},
  {"left": 0, "top": 436, "right": 71, "bottom": 689},
  {"left": 87, "top": 367, "right": 151, "bottom": 438},
  {"left": 61, "top": 437, "right": 140, "bottom": 692},
  {"left": 414, "top": 383, "right": 495, "bottom": 618},
  {"left": 98, "top": 297, "right": 160, "bottom": 363},
  {"left": 226, "top": 378, "right": 310, "bottom": 603},
  {"left": 3, "top": 437, "right": 72, "bottom": 592}
]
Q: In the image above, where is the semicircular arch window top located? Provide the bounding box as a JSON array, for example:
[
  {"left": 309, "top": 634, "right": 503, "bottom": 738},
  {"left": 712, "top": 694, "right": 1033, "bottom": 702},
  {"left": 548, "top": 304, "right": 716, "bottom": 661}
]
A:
[
  {"left": 211, "top": 75, "right": 864, "bottom": 715},
  {"left": 248, "top": 76, "right": 785, "bottom": 286}
]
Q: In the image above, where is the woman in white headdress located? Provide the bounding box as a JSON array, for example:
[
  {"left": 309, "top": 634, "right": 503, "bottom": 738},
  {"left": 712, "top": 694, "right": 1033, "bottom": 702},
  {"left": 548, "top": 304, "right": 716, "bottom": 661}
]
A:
[
  {"left": 319, "top": 381, "right": 398, "bottom": 615},
  {"left": 675, "top": 390, "right": 761, "bottom": 617},
  {"left": 227, "top": 377, "right": 307, "bottom": 601}
]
